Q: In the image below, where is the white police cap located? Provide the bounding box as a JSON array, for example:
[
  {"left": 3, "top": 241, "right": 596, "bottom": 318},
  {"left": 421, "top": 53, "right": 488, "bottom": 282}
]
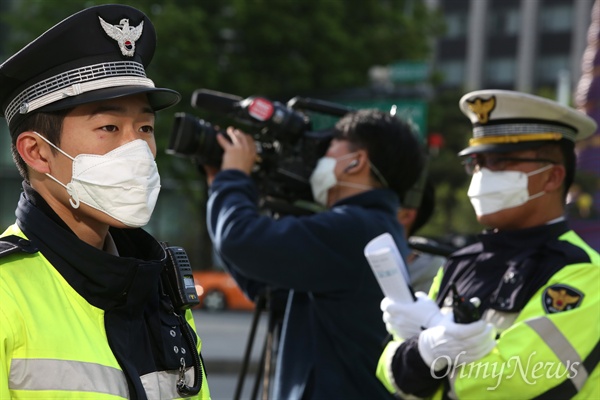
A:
[{"left": 458, "top": 89, "right": 597, "bottom": 156}]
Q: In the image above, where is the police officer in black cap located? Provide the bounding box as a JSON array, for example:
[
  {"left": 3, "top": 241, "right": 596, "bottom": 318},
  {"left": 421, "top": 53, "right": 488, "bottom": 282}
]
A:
[{"left": 0, "top": 5, "right": 210, "bottom": 399}]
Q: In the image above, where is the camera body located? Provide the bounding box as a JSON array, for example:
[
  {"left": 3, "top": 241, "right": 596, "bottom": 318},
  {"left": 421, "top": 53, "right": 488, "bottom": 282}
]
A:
[{"left": 167, "top": 90, "right": 348, "bottom": 214}]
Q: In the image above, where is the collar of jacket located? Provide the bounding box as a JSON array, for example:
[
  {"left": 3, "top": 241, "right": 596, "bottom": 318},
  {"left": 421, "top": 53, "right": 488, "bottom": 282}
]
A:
[
  {"left": 16, "top": 182, "right": 166, "bottom": 311},
  {"left": 331, "top": 188, "right": 399, "bottom": 215},
  {"left": 454, "top": 220, "right": 570, "bottom": 256}
]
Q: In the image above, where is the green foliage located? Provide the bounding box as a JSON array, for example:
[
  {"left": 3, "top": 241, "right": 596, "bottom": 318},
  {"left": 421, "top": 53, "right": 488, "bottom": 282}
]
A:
[
  {"left": 1, "top": 0, "right": 442, "bottom": 164},
  {"left": 424, "top": 88, "right": 481, "bottom": 237},
  {"left": 1, "top": 0, "right": 480, "bottom": 263}
]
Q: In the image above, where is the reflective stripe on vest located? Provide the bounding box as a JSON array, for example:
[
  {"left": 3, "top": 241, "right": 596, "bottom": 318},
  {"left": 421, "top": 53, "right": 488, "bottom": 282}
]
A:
[
  {"left": 526, "top": 317, "right": 588, "bottom": 392},
  {"left": 447, "top": 315, "right": 589, "bottom": 398},
  {"left": 141, "top": 367, "right": 195, "bottom": 399},
  {"left": 10, "top": 358, "right": 128, "bottom": 397}
]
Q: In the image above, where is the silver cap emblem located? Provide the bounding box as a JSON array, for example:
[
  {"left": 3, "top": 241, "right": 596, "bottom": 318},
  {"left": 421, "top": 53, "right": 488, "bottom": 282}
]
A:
[{"left": 99, "top": 17, "right": 144, "bottom": 57}]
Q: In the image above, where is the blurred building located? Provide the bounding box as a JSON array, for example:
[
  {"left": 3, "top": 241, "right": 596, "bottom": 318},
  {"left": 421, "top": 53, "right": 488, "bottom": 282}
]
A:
[
  {"left": 573, "top": 0, "right": 600, "bottom": 250},
  {"left": 428, "top": 0, "right": 599, "bottom": 249},
  {"left": 431, "top": 0, "right": 594, "bottom": 93}
]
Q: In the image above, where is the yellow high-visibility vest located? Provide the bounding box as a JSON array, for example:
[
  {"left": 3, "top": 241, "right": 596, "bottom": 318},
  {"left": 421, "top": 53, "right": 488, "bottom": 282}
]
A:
[
  {"left": 1, "top": 225, "right": 211, "bottom": 399},
  {"left": 377, "top": 230, "right": 599, "bottom": 399}
]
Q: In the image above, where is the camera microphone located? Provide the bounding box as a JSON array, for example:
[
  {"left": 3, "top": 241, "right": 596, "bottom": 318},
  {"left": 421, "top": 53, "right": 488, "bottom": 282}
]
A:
[
  {"left": 191, "top": 89, "right": 244, "bottom": 115},
  {"left": 287, "top": 96, "right": 354, "bottom": 117}
]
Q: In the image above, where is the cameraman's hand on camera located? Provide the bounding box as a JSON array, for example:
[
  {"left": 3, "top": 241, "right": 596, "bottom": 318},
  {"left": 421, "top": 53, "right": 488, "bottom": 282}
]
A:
[
  {"left": 216, "top": 127, "right": 257, "bottom": 175},
  {"left": 418, "top": 315, "right": 496, "bottom": 371},
  {"left": 381, "top": 292, "right": 444, "bottom": 340}
]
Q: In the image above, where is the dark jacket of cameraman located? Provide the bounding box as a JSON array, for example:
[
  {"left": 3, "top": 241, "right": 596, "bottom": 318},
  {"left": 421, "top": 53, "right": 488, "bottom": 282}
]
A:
[{"left": 207, "top": 169, "right": 406, "bottom": 400}]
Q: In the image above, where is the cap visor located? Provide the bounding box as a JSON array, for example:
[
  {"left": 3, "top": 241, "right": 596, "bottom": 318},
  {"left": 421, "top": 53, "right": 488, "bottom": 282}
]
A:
[
  {"left": 38, "top": 85, "right": 181, "bottom": 114},
  {"left": 458, "top": 141, "right": 552, "bottom": 157}
]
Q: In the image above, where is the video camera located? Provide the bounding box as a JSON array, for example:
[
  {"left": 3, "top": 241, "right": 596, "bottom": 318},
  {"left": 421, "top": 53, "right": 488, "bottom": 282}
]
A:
[{"left": 167, "top": 89, "right": 353, "bottom": 215}]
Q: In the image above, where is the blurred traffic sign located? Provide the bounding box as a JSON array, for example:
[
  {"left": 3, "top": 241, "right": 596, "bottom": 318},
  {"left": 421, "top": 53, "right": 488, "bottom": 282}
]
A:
[
  {"left": 389, "top": 61, "right": 430, "bottom": 83},
  {"left": 343, "top": 99, "right": 428, "bottom": 142},
  {"left": 305, "top": 97, "right": 428, "bottom": 144}
]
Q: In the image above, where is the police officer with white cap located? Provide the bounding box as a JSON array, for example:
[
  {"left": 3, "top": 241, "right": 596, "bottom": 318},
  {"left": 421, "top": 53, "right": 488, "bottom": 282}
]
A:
[
  {"left": 0, "top": 5, "right": 210, "bottom": 399},
  {"left": 376, "top": 89, "right": 600, "bottom": 399}
]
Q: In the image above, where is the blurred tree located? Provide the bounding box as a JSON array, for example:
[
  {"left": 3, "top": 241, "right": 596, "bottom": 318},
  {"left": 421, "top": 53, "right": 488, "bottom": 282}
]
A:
[
  {"left": 1, "top": 0, "right": 452, "bottom": 264},
  {"left": 0, "top": 0, "right": 443, "bottom": 177},
  {"left": 419, "top": 89, "right": 480, "bottom": 242}
]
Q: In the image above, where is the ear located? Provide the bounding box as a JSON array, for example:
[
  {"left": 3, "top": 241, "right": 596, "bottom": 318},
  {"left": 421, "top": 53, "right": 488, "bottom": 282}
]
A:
[
  {"left": 344, "top": 159, "right": 359, "bottom": 172},
  {"left": 16, "top": 132, "right": 52, "bottom": 174},
  {"left": 344, "top": 150, "right": 369, "bottom": 174},
  {"left": 543, "top": 164, "right": 566, "bottom": 194}
]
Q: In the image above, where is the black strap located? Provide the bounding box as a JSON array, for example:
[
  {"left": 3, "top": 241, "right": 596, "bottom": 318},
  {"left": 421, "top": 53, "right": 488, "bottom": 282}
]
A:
[
  {"left": 408, "top": 236, "right": 457, "bottom": 257},
  {"left": 534, "top": 339, "right": 600, "bottom": 399},
  {"left": 0, "top": 235, "right": 39, "bottom": 258}
]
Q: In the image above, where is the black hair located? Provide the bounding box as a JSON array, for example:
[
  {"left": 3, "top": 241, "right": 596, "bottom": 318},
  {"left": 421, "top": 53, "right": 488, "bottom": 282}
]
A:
[
  {"left": 535, "top": 140, "right": 574, "bottom": 200},
  {"left": 10, "top": 108, "right": 72, "bottom": 181},
  {"left": 333, "top": 109, "right": 425, "bottom": 199}
]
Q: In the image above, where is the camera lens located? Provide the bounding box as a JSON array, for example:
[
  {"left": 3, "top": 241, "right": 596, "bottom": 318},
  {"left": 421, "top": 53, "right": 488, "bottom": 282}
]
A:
[{"left": 167, "top": 112, "right": 224, "bottom": 167}]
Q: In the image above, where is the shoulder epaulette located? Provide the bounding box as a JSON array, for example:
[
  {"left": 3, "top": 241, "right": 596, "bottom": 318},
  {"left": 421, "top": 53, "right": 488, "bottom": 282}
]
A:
[
  {"left": 0, "top": 235, "right": 39, "bottom": 258},
  {"left": 547, "top": 236, "right": 592, "bottom": 264}
]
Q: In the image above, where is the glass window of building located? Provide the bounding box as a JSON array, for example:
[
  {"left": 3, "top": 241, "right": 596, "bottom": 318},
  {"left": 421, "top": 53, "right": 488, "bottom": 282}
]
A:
[
  {"left": 488, "top": 8, "right": 520, "bottom": 36},
  {"left": 536, "top": 55, "right": 569, "bottom": 84},
  {"left": 539, "top": 5, "right": 573, "bottom": 33},
  {"left": 445, "top": 13, "right": 468, "bottom": 38},
  {"left": 485, "top": 58, "right": 516, "bottom": 85},
  {"left": 438, "top": 60, "right": 465, "bottom": 86},
  {"left": 503, "top": 8, "right": 520, "bottom": 35}
]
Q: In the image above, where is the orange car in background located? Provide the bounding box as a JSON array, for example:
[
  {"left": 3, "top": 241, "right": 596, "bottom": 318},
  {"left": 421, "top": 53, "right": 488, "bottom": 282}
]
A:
[{"left": 192, "top": 269, "right": 255, "bottom": 312}]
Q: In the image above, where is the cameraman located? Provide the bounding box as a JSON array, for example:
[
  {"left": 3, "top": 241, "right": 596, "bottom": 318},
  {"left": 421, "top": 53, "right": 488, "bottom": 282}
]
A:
[{"left": 205, "top": 109, "right": 425, "bottom": 400}]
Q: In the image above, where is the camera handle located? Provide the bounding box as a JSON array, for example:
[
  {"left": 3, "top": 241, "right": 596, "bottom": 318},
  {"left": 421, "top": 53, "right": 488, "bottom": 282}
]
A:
[{"left": 234, "top": 288, "right": 286, "bottom": 400}]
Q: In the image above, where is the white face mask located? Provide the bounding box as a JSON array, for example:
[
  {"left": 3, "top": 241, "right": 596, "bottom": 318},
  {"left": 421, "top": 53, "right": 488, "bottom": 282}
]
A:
[
  {"left": 467, "top": 164, "right": 553, "bottom": 216},
  {"left": 309, "top": 152, "right": 372, "bottom": 206},
  {"left": 35, "top": 132, "right": 161, "bottom": 228}
]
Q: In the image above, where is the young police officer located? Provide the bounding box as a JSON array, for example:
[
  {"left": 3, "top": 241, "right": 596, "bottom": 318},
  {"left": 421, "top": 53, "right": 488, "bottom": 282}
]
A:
[
  {"left": 0, "top": 5, "right": 210, "bottom": 399},
  {"left": 205, "top": 109, "right": 425, "bottom": 399},
  {"left": 377, "top": 90, "right": 600, "bottom": 399}
]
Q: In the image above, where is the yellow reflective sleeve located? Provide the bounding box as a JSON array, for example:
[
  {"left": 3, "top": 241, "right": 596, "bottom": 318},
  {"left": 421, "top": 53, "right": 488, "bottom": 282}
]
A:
[
  {"left": 376, "top": 340, "right": 403, "bottom": 394},
  {"left": 428, "top": 267, "right": 444, "bottom": 300},
  {"left": 184, "top": 309, "right": 212, "bottom": 400},
  {"left": 451, "top": 261, "right": 599, "bottom": 399},
  {"left": 0, "top": 281, "right": 15, "bottom": 400},
  {"left": 559, "top": 231, "right": 600, "bottom": 266},
  {"left": 2, "top": 228, "right": 29, "bottom": 398}
]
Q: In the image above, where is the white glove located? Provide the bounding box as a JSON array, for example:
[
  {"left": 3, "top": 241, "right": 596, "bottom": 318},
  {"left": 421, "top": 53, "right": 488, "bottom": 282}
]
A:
[
  {"left": 418, "top": 316, "right": 496, "bottom": 371},
  {"left": 381, "top": 291, "right": 444, "bottom": 340}
]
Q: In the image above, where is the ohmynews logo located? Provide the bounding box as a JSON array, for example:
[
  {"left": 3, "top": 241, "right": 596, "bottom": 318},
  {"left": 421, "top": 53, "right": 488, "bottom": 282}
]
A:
[{"left": 431, "top": 352, "right": 580, "bottom": 390}]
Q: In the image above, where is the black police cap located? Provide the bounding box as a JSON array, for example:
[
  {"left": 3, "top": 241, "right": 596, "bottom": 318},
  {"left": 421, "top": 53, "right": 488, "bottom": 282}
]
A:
[{"left": 0, "top": 4, "right": 181, "bottom": 130}]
